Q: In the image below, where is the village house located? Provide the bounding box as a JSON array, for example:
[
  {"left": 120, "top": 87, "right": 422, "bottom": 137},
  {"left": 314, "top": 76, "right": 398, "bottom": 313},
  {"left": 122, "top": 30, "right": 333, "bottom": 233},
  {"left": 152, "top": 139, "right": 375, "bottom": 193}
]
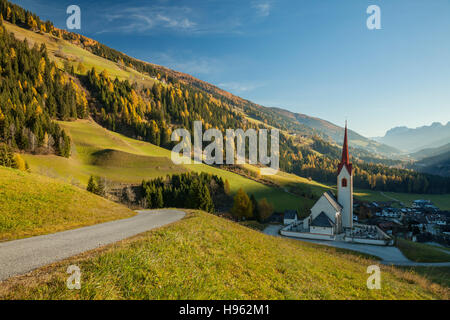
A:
[{"left": 283, "top": 210, "right": 298, "bottom": 225}]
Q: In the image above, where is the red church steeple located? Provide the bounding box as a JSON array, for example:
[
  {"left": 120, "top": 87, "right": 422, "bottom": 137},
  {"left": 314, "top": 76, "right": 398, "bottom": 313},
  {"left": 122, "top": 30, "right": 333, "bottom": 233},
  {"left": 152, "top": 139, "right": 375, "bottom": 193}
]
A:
[{"left": 338, "top": 122, "right": 352, "bottom": 175}]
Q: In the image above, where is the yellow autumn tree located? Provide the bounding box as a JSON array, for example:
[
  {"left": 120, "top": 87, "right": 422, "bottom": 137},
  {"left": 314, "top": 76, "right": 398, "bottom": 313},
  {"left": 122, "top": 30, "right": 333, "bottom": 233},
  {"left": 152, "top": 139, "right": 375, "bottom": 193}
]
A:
[
  {"left": 39, "top": 57, "right": 46, "bottom": 74},
  {"left": 27, "top": 15, "right": 37, "bottom": 30},
  {"left": 13, "top": 154, "right": 27, "bottom": 171}
]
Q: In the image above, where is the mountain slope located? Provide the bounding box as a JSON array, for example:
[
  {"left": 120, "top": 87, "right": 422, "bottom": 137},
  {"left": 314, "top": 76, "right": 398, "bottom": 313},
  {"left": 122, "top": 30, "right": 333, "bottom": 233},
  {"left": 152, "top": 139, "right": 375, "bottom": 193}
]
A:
[
  {"left": 2, "top": 2, "right": 450, "bottom": 196},
  {"left": 269, "top": 108, "right": 401, "bottom": 156},
  {"left": 0, "top": 211, "right": 447, "bottom": 300},
  {"left": 410, "top": 143, "right": 450, "bottom": 160},
  {"left": 2, "top": 18, "right": 395, "bottom": 158},
  {"left": 23, "top": 119, "right": 307, "bottom": 212},
  {"left": 411, "top": 151, "right": 450, "bottom": 177},
  {"left": 375, "top": 122, "right": 450, "bottom": 153}
]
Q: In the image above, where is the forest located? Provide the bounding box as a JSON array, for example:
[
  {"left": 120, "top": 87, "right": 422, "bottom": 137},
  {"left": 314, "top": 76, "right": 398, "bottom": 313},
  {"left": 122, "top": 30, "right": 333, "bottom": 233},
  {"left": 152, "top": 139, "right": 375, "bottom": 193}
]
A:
[
  {"left": 0, "top": 20, "right": 87, "bottom": 156},
  {"left": 141, "top": 173, "right": 227, "bottom": 213}
]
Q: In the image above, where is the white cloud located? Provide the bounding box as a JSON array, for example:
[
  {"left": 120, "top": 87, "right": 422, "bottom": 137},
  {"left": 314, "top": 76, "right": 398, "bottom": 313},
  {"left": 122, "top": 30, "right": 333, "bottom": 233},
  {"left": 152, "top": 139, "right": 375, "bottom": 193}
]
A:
[
  {"left": 98, "top": 6, "right": 196, "bottom": 34},
  {"left": 151, "top": 52, "right": 221, "bottom": 76},
  {"left": 218, "top": 82, "right": 265, "bottom": 93},
  {"left": 95, "top": 1, "right": 270, "bottom": 36},
  {"left": 252, "top": 1, "right": 271, "bottom": 17}
]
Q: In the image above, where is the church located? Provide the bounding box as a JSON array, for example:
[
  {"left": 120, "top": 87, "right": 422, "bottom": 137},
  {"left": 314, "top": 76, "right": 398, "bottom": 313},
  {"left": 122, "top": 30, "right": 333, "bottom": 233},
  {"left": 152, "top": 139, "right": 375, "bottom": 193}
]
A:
[
  {"left": 280, "top": 123, "right": 392, "bottom": 245},
  {"left": 301, "top": 123, "right": 353, "bottom": 236}
]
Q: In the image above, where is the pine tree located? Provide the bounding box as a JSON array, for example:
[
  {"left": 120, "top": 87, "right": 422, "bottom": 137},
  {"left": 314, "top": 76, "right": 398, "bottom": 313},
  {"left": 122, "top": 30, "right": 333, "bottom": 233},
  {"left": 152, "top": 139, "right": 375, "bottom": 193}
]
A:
[
  {"left": 199, "top": 183, "right": 214, "bottom": 213},
  {"left": 155, "top": 188, "right": 164, "bottom": 208},
  {"left": 250, "top": 194, "right": 259, "bottom": 221},
  {"left": 87, "top": 175, "right": 97, "bottom": 194},
  {"left": 0, "top": 144, "right": 15, "bottom": 168},
  {"left": 145, "top": 186, "right": 153, "bottom": 209}
]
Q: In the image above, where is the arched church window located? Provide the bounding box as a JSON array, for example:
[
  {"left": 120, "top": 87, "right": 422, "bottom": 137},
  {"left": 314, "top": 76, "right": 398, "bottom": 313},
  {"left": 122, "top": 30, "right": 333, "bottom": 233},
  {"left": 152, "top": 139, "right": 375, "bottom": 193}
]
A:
[{"left": 342, "top": 178, "right": 347, "bottom": 187}]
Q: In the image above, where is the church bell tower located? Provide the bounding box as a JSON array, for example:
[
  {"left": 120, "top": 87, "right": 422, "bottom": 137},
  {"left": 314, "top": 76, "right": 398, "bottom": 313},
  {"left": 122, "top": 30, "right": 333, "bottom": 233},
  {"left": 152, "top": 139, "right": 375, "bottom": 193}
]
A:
[{"left": 337, "top": 122, "right": 353, "bottom": 230}]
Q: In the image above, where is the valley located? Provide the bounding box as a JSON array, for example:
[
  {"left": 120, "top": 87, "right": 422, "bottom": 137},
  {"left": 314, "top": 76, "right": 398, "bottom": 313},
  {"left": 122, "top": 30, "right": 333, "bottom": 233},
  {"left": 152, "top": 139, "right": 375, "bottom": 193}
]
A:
[{"left": 0, "top": 0, "right": 449, "bottom": 302}]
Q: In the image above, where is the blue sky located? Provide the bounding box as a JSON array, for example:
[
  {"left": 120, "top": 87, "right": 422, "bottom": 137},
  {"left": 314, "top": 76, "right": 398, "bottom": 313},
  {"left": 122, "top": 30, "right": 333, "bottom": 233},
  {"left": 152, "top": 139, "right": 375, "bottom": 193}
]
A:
[{"left": 12, "top": 0, "right": 450, "bottom": 137}]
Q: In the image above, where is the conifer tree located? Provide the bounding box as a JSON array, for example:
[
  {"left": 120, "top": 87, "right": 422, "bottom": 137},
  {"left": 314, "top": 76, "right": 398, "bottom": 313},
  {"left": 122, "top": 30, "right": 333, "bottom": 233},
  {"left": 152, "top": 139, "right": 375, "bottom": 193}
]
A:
[
  {"left": 87, "top": 175, "right": 97, "bottom": 194},
  {"left": 250, "top": 194, "right": 259, "bottom": 220},
  {"left": 155, "top": 188, "right": 164, "bottom": 208},
  {"left": 199, "top": 183, "right": 214, "bottom": 212}
]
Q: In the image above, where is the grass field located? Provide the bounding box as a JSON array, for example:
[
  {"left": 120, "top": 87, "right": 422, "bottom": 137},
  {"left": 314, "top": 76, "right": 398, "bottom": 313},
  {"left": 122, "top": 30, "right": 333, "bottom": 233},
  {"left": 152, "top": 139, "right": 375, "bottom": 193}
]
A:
[
  {"left": 22, "top": 120, "right": 305, "bottom": 212},
  {"left": 396, "top": 239, "right": 450, "bottom": 263},
  {"left": 355, "top": 190, "right": 450, "bottom": 211},
  {"left": 0, "top": 166, "right": 135, "bottom": 241},
  {"left": 0, "top": 211, "right": 447, "bottom": 300}
]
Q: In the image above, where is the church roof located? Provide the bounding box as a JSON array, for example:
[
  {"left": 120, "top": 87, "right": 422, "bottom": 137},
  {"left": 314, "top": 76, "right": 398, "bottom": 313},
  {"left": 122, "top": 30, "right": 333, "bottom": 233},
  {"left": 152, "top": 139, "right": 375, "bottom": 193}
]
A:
[
  {"left": 323, "top": 191, "right": 343, "bottom": 212},
  {"left": 338, "top": 122, "right": 353, "bottom": 175},
  {"left": 311, "top": 212, "right": 335, "bottom": 228}
]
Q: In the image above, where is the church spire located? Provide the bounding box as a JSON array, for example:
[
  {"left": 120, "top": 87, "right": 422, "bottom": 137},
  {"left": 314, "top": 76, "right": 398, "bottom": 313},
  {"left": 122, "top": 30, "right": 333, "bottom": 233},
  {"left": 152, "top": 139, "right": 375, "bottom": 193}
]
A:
[
  {"left": 341, "top": 121, "right": 349, "bottom": 165},
  {"left": 338, "top": 121, "right": 352, "bottom": 174}
]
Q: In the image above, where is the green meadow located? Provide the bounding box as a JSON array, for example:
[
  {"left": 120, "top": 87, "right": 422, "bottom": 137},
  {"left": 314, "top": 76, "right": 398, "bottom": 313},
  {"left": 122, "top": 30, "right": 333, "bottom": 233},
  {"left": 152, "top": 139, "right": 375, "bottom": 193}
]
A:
[{"left": 22, "top": 120, "right": 305, "bottom": 212}]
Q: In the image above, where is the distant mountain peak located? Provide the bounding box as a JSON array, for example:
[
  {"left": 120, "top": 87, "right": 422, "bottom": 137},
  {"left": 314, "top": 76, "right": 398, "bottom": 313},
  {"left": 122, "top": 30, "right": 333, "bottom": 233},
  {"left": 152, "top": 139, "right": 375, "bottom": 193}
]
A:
[{"left": 378, "top": 122, "right": 450, "bottom": 153}]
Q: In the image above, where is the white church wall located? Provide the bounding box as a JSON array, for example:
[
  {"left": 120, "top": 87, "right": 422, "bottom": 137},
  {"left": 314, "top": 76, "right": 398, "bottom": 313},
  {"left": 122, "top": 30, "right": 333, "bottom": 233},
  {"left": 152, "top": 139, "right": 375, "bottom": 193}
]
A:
[
  {"left": 303, "top": 218, "right": 309, "bottom": 229},
  {"left": 310, "top": 226, "right": 334, "bottom": 235},
  {"left": 280, "top": 230, "right": 335, "bottom": 241},
  {"left": 337, "top": 166, "right": 353, "bottom": 229},
  {"left": 310, "top": 196, "right": 339, "bottom": 222},
  {"left": 344, "top": 237, "right": 389, "bottom": 246}
]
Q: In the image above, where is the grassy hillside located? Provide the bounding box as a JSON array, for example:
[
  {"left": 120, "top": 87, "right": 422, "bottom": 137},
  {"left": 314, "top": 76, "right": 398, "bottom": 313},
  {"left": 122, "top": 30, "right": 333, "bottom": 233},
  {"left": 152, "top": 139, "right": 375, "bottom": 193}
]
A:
[
  {"left": 399, "top": 267, "right": 450, "bottom": 288},
  {"left": 0, "top": 211, "right": 447, "bottom": 300},
  {"left": 23, "top": 120, "right": 304, "bottom": 212},
  {"left": 0, "top": 166, "right": 135, "bottom": 241},
  {"left": 397, "top": 239, "right": 450, "bottom": 263},
  {"left": 22, "top": 120, "right": 450, "bottom": 212}
]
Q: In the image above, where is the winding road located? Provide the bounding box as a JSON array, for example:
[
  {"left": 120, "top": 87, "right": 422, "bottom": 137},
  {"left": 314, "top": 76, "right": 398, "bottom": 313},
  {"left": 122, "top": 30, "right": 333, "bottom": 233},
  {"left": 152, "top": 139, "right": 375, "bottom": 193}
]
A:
[
  {"left": 263, "top": 225, "right": 450, "bottom": 267},
  {"left": 0, "top": 209, "right": 186, "bottom": 281}
]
